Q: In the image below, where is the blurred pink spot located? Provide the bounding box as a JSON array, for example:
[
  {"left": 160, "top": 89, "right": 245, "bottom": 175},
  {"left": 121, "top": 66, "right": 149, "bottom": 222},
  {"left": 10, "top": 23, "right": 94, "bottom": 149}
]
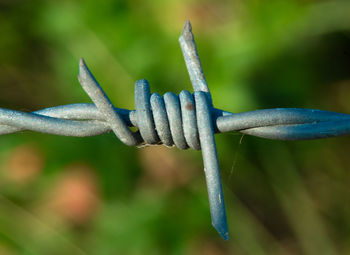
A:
[
  {"left": 138, "top": 146, "right": 196, "bottom": 191},
  {"left": 5, "top": 144, "right": 44, "bottom": 184},
  {"left": 49, "top": 164, "right": 100, "bottom": 225}
]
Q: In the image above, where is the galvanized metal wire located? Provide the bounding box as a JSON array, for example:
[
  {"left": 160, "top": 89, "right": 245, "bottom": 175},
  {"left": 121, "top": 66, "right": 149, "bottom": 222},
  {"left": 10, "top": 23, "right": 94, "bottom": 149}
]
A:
[{"left": 1, "top": 21, "right": 350, "bottom": 240}]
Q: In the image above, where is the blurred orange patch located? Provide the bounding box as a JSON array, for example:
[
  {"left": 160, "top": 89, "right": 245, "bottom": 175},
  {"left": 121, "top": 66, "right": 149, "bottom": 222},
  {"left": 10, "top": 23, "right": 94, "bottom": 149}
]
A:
[
  {"left": 48, "top": 163, "right": 100, "bottom": 225},
  {"left": 4, "top": 143, "right": 44, "bottom": 184},
  {"left": 138, "top": 146, "right": 196, "bottom": 191}
]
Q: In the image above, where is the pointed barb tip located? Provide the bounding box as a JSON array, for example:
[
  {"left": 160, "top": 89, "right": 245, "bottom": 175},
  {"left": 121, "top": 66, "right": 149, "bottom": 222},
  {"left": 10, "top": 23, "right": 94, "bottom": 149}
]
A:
[
  {"left": 78, "top": 58, "right": 94, "bottom": 78},
  {"left": 78, "top": 58, "right": 88, "bottom": 76},
  {"left": 213, "top": 221, "right": 229, "bottom": 240},
  {"left": 180, "top": 20, "right": 194, "bottom": 41},
  {"left": 78, "top": 58, "right": 86, "bottom": 79},
  {"left": 79, "top": 57, "right": 85, "bottom": 66},
  {"left": 77, "top": 58, "right": 96, "bottom": 87},
  {"left": 183, "top": 20, "right": 192, "bottom": 33}
]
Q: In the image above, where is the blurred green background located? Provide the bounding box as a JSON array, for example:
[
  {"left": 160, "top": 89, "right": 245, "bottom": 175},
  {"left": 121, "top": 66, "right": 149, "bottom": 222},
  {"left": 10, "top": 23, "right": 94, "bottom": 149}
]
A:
[{"left": 1, "top": 0, "right": 350, "bottom": 254}]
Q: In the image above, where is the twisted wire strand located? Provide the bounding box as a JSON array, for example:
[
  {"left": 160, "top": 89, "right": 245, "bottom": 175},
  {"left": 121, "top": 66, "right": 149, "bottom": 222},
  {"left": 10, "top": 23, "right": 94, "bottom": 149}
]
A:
[
  {"left": 1, "top": 21, "right": 350, "bottom": 240},
  {"left": 2, "top": 97, "right": 350, "bottom": 140}
]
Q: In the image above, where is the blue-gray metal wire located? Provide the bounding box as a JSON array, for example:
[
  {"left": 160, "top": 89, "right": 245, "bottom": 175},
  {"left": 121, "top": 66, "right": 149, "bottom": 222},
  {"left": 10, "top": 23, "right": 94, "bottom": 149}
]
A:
[{"left": 1, "top": 21, "right": 350, "bottom": 240}]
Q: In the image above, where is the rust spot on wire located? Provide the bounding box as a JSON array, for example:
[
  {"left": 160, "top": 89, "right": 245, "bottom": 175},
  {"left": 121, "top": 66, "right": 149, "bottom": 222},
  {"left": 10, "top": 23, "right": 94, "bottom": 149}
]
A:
[{"left": 185, "top": 102, "right": 194, "bottom": 111}]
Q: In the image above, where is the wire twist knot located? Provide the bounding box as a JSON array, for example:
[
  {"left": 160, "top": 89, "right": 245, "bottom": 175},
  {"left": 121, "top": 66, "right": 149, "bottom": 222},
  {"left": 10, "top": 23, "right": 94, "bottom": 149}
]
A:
[{"left": 135, "top": 79, "right": 202, "bottom": 150}]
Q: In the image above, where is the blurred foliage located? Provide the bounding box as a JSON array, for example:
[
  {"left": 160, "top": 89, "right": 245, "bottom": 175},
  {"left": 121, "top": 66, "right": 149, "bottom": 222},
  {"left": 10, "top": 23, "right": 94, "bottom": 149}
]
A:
[{"left": 0, "top": 0, "right": 350, "bottom": 254}]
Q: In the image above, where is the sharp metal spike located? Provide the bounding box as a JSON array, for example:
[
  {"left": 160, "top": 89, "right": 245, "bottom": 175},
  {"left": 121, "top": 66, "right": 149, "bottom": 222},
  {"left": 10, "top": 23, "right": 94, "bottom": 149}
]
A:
[{"left": 179, "top": 21, "right": 229, "bottom": 240}]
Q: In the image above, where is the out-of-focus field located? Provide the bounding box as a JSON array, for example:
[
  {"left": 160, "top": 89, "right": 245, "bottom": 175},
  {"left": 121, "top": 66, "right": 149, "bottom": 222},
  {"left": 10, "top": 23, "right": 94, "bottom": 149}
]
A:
[{"left": 1, "top": 0, "right": 350, "bottom": 254}]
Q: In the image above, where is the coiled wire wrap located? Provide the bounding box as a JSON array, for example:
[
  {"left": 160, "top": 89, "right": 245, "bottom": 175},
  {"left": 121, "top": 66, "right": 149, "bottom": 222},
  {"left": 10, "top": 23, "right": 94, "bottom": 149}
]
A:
[
  {"left": 1, "top": 21, "right": 350, "bottom": 240},
  {"left": 135, "top": 80, "right": 201, "bottom": 150}
]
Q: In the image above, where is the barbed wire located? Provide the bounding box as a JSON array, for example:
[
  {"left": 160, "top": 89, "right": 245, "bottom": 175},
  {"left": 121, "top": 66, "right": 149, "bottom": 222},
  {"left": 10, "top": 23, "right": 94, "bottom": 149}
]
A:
[{"left": 1, "top": 21, "right": 350, "bottom": 240}]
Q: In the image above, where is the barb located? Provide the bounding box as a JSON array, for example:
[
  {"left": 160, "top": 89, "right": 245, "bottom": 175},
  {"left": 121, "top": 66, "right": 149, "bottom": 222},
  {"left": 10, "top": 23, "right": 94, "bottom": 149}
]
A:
[
  {"left": 1, "top": 21, "right": 350, "bottom": 240},
  {"left": 180, "top": 20, "right": 228, "bottom": 239}
]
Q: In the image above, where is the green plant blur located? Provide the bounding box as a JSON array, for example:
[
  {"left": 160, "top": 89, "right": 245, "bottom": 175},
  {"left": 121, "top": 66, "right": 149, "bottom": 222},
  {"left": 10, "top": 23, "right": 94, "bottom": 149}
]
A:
[{"left": 0, "top": 0, "right": 350, "bottom": 254}]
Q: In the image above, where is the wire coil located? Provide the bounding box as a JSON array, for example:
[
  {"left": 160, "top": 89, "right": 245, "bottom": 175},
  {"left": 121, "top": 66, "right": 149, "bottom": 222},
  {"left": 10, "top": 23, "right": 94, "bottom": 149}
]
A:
[
  {"left": 132, "top": 80, "right": 201, "bottom": 150},
  {"left": 1, "top": 21, "right": 350, "bottom": 240}
]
